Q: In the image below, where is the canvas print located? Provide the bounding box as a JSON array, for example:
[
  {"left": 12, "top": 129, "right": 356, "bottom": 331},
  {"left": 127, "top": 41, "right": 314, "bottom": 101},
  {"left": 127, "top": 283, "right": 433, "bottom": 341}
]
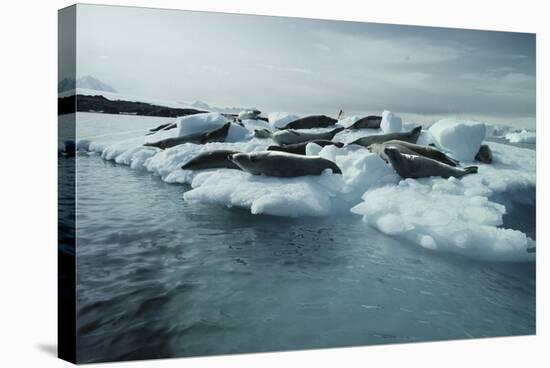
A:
[{"left": 58, "top": 4, "right": 536, "bottom": 364}]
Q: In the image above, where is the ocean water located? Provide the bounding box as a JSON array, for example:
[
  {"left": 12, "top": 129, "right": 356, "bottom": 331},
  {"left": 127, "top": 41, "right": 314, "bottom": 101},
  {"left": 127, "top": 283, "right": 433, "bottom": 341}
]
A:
[{"left": 72, "top": 153, "right": 535, "bottom": 363}]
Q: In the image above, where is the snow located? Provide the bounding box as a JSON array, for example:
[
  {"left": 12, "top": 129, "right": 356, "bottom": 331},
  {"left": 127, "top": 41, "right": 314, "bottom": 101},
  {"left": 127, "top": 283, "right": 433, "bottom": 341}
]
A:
[
  {"left": 429, "top": 119, "right": 486, "bottom": 161},
  {"left": 380, "top": 110, "right": 403, "bottom": 133},
  {"left": 268, "top": 112, "right": 299, "bottom": 129},
  {"left": 505, "top": 129, "right": 536, "bottom": 144},
  {"left": 74, "top": 112, "right": 536, "bottom": 262}
]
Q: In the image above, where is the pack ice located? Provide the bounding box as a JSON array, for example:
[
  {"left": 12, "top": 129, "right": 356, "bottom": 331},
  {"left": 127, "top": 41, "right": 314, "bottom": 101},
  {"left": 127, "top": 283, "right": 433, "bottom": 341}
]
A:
[{"left": 75, "top": 110, "right": 535, "bottom": 261}]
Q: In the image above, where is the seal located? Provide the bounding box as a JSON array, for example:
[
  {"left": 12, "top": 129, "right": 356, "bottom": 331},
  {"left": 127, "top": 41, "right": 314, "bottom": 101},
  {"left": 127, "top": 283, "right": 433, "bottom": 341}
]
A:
[
  {"left": 238, "top": 109, "right": 262, "bottom": 121},
  {"left": 146, "top": 122, "right": 176, "bottom": 135},
  {"left": 143, "top": 122, "right": 231, "bottom": 149},
  {"left": 475, "top": 144, "right": 493, "bottom": 163},
  {"left": 228, "top": 151, "right": 342, "bottom": 177},
  {"left": 346, "top": 116, "right": 383, "bottom": 130},
  {"left": 181, "top": 150, "right": 241, "bottom": 170},
  {"left": 283, "top": 115, "right": 338, "bottom": 130},
  {"left": 268, "top": 140, "right": 344, "bottom": 155},
  {"left": 370, "top": 140, "right": 459, "bottom": 167},
  {"left": 384, "top": 147, "right": 477, "bottom": 179},
  {"left": 61, "top": 140, "right": 76, "bottom": 157},
  {"left": 272, "top": 127, "right": 344, "bottom": 146},
  {"left": 254, "top": 129, "right": 272, "bottom": 139},
  {"left": 348, "top": 126, "right": 422, "bottom": 147}
]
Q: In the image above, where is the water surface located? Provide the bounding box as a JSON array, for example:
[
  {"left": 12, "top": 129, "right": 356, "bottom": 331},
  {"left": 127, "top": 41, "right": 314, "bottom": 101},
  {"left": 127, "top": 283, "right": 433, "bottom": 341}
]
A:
[{"left": 74, "top": 154, "right": 535, "bottom": 363}]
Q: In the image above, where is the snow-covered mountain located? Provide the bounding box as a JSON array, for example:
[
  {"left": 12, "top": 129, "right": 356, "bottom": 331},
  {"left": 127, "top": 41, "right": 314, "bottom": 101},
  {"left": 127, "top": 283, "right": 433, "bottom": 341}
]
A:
[
  {"left": 189, "top": 100, "right": 251, "bottom": 114},
  {"left": 58, "top": 76, "right": 117, "bottom": 93}
]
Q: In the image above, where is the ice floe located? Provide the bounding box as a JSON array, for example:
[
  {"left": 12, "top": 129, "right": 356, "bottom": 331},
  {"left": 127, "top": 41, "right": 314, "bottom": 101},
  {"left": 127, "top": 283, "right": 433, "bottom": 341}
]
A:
[{"left": 75, "top": 111, "right": 535, "bottom": 261}]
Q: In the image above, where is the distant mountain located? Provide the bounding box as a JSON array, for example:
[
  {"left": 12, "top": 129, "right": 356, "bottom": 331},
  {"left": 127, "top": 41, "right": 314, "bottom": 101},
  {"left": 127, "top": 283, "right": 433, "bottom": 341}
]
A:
[
  {"left": 189, "top": 100, "right": 250, "bottom": 114},
  {"left": 58, "top": 76, "right": 117, "bottom": 93},
  {"left": 189, "top": 100, "right": 212, "bottom": 110},
  {"left": 57, "top": 78, "right": 76, "bottom": 93}
]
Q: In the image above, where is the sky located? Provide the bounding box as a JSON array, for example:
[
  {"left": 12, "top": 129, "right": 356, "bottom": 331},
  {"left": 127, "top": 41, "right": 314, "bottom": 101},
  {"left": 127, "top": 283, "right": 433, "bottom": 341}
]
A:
[{"left": 73, "top": 4, "right": 536, "bottom": 128}]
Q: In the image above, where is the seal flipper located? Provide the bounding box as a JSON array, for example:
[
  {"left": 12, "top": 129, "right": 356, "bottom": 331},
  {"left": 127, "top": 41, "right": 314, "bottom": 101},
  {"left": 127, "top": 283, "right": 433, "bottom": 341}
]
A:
[
  {"left": 433, "top": 151, "right": 460, "bottom": 167},
  {"left": 462, "top": 166, "right": 478, "bottom": 176},
  {"left": 446, "top": 157, "right": 460, "bottom": 167},
  {"left": 331, "top": 127, "right": 345, "bottom": 135}
]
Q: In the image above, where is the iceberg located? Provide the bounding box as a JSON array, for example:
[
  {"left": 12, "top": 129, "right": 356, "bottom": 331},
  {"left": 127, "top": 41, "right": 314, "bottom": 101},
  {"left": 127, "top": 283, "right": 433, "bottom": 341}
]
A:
[
  {"left": 429, "top": 119, "right": 486, "bottom": 161},
  {"left": 176, "top": 112, "right": 228, "bottom": 136},
  {"left": 380, "top": 110, "right": 403, "bottom": 133},
  {"left": 505, "top": 129, "right": 536, "bottom": 144}
]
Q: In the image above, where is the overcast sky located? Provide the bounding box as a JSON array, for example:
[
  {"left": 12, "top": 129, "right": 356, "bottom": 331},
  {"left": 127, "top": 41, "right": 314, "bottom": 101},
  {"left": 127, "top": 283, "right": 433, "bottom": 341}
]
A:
[{"left": 74, "top": 4, "right": 536, "bottom": 128}]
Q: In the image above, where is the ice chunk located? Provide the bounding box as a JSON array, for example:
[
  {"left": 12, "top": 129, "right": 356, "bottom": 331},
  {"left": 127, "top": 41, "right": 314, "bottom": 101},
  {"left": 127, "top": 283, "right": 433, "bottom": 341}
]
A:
[
  {"left": 505, "top": 129, "right": 536, "bottom": 144},
  {"left": 485, "top": 123, "right": 512, "bottom": 138},
  {"left": 225, "top": 123, "right": 250, "bottom": 142},
  {"left": 268, "top": 112, "right": 300, "bottom": 129},
  {"left": 115, "top": 146, "right": 158, "bottom": 169},
  {"left": 351, "top": 179, "right": 534, "bottom": 262},
  {"left": 316, "top": 145, "right": 399, "bottom": 191},
  {"left": 184, "top": 170, "right": 343, "bottom": 217},
  {"left": 380, "top": 110, "right": 403, "bottom": 133},
  {"left": 176, "top": 113, "right": 229, "bottom": 137},
  {"left": 429, "top": 119, "right": 486, "bottom": 161}
]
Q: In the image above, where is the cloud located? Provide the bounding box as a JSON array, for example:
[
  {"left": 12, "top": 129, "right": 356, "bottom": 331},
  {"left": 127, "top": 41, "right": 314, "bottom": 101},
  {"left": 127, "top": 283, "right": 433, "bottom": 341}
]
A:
[
  {"left": 75, "top": 5, "right": 535, "bottom": 127},
  {"left": 314, "top": 30, "right": 464, "bottom": 65},
  {"left": 460, "top": 71, "right": 535, "bottom": 96},
  {"left": 379, "top": 71, "right": 433, "bottom": 86}
]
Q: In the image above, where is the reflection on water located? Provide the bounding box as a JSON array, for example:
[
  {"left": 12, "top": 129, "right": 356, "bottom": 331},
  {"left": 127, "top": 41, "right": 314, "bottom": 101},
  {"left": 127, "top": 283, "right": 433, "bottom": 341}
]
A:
[{"left": 74, "top": 154, "right": 535, "bottom": 363}]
